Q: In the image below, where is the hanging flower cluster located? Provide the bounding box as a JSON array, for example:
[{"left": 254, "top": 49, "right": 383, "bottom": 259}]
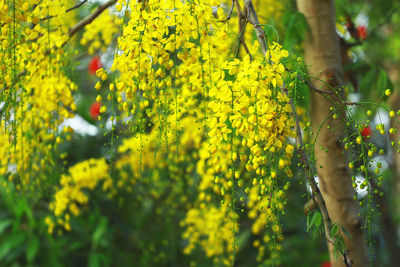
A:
[
  {"left": 89, "top": 0, "right": 296, "bottom": 264},
  {"left": 47, "top": 158, "right": 111, "bottom": 233},
  {"left": 80, "top": 9, "right": 121, "bottom": 54},
  {"left": 0, "top": 0, "right": 78, "bottom": 193},
  {"left": 3, "top": 0, "right": 298, "bottom": 265}
]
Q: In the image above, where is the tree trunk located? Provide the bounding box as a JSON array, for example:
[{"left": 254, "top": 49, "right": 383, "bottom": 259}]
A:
[
  {"left": 388, "top": 64, "right": 400, "bottom": 220},
  {"left": 296, "top": 1, "right": 369, "bottom": 266},
  {"left": 386, "top": 65, "right": 400, "bottom": 266}
]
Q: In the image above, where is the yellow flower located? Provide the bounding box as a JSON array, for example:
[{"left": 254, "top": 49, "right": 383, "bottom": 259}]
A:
[{"left": 95, "top": 81, "right": 102, "bottom": 90}]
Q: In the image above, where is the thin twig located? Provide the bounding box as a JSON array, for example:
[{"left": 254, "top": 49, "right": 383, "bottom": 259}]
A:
[
  {"left": 244, "top": 0, "right": 267, "bottom": 55},
  {"left": 227, "top": 0, "right": 235, "bottom": 20},
  {"left": 283, "top": 86, "right": 335, "bottom": 246},
  {"left": 285, "top": 81, "right": 353, "bottom": 267},
  {"left": 267, "top": 189, "right": 273, "bottom": 209},
  {"left": 41, "top": 0, "right": 89, "bottom": 21},
  {"left": 234, "top": 19, "right": 248, "bottom": 58},
  {"left": 68, "top": 0, "right": 117, "bottom": 38},
  {"left": 246, "top": 1, "right": 352, "bottom": 265},
  {"left": 234, "top": 0, "right": 252, "bottom": 60},
  {"left": 66, "top": 0, "right": 88, "bottom": 12},
  {"left": 344, "top": 101, "right": 361, "bottom": 106},
  {"left": 242, "top": 4, "right": 341, "bottom": 101},
  {"left": 284, "top": 66, "right": 334, "bottom": 96}
]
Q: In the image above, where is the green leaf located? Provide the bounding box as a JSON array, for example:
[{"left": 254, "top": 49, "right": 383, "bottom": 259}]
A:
[
  {"left": 331, "top": 223, "right": 339, "bottom": 238},
  {"left": 295, "top": 82, "right": 310, "bottom": 109},
  {"left": 283, "top": 11, "right": 308, "bottom": 50},
  {"left": 306, "top": 211, "right": 313, "bottom": 232},
  {"left": 341, "top": 225, "right": 352, "bottom": 239},
  {"left": 26, "top": 236, "right": 40, "bottom": 262},
  {"left": 333, "top": 236, "right": 345, "bottom": 259},
  {"left": 310, "top": 211, "right": 321, "bottom": 227},
  {"left": 376, "top": 67, "right": 389, "bottom": 96},
  {"left": 92, "top": 217, "right": 107, "bottom": 248},
  {"left": 0, "top": 219, "right": 12, "bottom": 235},
  {"left": 333, "top": 236, "right": 341, "bottom": 258},
  {"left": 0, "top": 232, "right": 26, "bottom": 261},
  {"left": 89, "top": 252, "right": 101, "bottom": 267},
  {"left": 314, "top": 212, "right": 322, "bottom": 227},
  {"left": 15, "top": 198, "right": 28, "bottom": 218},
  {"left": 67, "top": 241, "right": 84, "bottom": 252},
  {"left": 89, "top": 252, "right": 108, "bottom": 267},
  {"left": 307, "top": 211, "right": 321, "bottom": 232},
  {"left": 359, "top": 66, "right": 376, "bottom": 99}
]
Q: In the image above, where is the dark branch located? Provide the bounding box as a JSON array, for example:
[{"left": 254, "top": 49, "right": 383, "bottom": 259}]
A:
[
  {"left": 68, "top": 0, "right": 117, "bottom": 38},
  {"left": 286, "top": 67, "right": 335, "bottom": 96},
  {"left": 227, "top": 0, "right": 234, "bottom": 20},
  {"left": 246, "top": 1, "right": 352, "bottom": 265},
  {"left": 244, "top": 0, "right": 267, "bottom": 55},
  {"left": 66, "top": 0, "right": 88, "bottom": 12},
  {"left": 41, "top": 0, "right": 89, "bottom": 21},
  {"left": 344, "top": 101, "right": 361, "bottom": 106},
  {"left": 234, "top": 0, "right": 252, "bottom": 60}
]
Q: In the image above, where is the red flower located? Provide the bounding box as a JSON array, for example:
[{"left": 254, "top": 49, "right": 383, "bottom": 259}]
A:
[
  {"left": 321, "top": 262, "right": 331, "bottom": 267},
  {"left": 88, "top": 55, "right": 102, "bottom": 75},
  {"left": 90, "top": 102, "right": 101, "bottom": 119},
  {"left": 361, "top": 126, "right": 372, "bottom": 138},
  {"left": 357, "top": 25, "right": 367, "bottom": 40}
]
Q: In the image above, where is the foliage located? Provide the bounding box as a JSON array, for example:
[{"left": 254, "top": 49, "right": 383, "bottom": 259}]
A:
[{"left": 1, "top": 0, "right": 400, "bottom": 266}]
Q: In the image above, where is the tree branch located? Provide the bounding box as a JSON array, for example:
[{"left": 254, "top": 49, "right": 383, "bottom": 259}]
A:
[
  {"left": 11, "top": 0, "right": 118, "bottom": 83},
  {"left": 284, "top": 65, "right": 336, "bottom": 96},
  {"left": 234, "top": 0, "right": 252, "bottom": 60},
  {"left": 41, "top": 0, "right": 89, "bottom": 21},
  {"left": 284, "top": 66, "right": 354, "bottom": 267},
  {"left": 68, "top": 0, "right": 117, "bottom": 38},
  {"left": 283, "top": 86, "right": 337, "bottom": 246},
  {"left": 66, "top": 0, "right": 88, "bottom": 12},
  {"left": 244, "top": 0, "right": 338, "bottom": 99},
  {"left": 244, "top": 0, "right": 267, "bottom": 55},
  {"left": 245, "top": 1, "right": 352, "bottom": 265},
  {"left": 227, "top": 0, "right": 235, "bottom": 20}
]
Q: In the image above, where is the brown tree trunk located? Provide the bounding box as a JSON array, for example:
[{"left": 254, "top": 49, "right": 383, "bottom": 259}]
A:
[
  {"left": 388, "top": 64, "right": 400, "bottom": 219},
  {"left": 386, "top": 65, "right": 400, "bottom": 266},
  {"left": 296, "top": 0, "right": 369, "bottom": 266}
]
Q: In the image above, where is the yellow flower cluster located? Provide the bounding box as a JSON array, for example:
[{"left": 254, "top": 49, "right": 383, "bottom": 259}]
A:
[
  {"left": 182, "top": 204, "right": 238, "bottom": 266},
  {"left": 80, "top": 10, "right": 122, "bottom": 54},
  {"left": 0, "top": 0, "right": 295, "bottom": 263},
  {"left": 48, "top": 158, "right": 111, "bottom": 233},
  {"left": 96, "top": 0, "right": 296, "bottom": 262},
  {"left": 87, "top": 0, "right": 297, "bottom": 262},
  {"left": 0, "top": 128, "right": 12, "bottom": 176},
  {"left": 247, "top": 182, "right": 289, "bottom": 262},
  {"left": 210, "top": 46, "right": 294, "bottom": 171},
  {"left": 0, "top": 0, "right": 78, "bottom": 192}
]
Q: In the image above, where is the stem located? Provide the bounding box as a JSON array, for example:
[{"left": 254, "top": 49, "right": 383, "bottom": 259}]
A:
[
  {"left": 68, "top": 0, "right": 117, "bottom": 38},
  {"left": 246, "top": 0, "right": 354, "bottom": 265}
]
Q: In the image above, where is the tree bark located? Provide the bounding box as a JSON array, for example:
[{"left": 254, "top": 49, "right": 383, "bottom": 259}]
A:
[
  {"left": 296, "top": 1, "right": 369, "bottom": 266},
  {"left": 388, "top": 64, "right": 400, "bottom": 219},
  {"left": 386, "top": 65, "right": 400, "bottom": 266}
]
